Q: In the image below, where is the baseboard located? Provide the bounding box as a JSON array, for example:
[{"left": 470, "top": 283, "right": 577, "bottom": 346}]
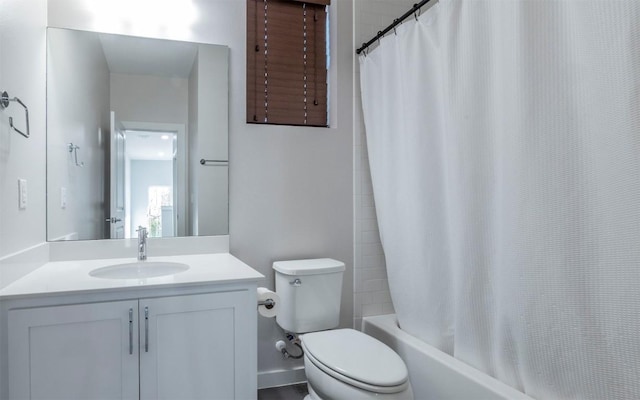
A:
[{"left": 258, "top": 367, "right": 307, "bottom": 389}]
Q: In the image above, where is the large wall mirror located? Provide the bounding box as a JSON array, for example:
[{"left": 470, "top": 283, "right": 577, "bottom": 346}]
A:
[{"left": 46, "top": 28, "right": 229, "bottom": 241}]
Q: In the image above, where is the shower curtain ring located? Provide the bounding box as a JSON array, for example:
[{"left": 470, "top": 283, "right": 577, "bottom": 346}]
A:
[
  {"left": 393, "top": 19, "right": 398, "bottom": 35},
  {"left": 413, "top": 3, "right": 420, "bottom": 21}
]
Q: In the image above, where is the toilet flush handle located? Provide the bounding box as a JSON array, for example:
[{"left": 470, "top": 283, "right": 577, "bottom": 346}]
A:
[{"left": 290, "top": 278, "right": 302, "bottom": 286}]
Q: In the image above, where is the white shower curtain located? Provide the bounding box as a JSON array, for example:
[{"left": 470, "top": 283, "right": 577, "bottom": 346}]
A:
[{"left": 360, "top": 1, "right": 640, "bottom": 399}]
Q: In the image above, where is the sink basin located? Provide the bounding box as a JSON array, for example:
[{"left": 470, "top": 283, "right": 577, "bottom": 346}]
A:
[{"left": 89, "top": 261, "right": 190, "bottom": 279}]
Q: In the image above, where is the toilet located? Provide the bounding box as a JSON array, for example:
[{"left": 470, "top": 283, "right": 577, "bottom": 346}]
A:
[{"left": 273, "top": 258, "right": 413, "bottom": 400}]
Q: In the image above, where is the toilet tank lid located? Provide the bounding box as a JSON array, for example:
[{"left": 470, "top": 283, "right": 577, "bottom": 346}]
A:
[{"left": 273, "top": 258, "right": 345, "bottom": 276}]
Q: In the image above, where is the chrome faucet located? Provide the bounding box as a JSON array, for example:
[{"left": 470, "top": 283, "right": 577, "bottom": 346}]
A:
[{"left": 137, "top": 226, "right": 148, "bottom": 261}]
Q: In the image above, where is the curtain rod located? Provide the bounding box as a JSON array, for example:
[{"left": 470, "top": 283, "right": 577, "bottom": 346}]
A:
[{"left": 355, "top": 0, "right": 434, "bottom": 55}]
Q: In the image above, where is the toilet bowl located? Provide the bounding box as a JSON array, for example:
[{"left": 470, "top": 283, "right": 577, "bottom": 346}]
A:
[
  {"left": 301, "top": 329, "right": 413, "bottom": 400},
  {"left": 273, "top": 259, "right": 413, "bottom": 400}
]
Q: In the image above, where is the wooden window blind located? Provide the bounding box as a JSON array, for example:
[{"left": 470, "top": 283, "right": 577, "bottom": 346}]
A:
[{"left": 247, "top": 0, "right": 329, "bottom": 127}]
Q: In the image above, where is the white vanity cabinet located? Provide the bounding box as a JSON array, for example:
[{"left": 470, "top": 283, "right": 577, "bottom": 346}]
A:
[{"left": 7, "top": 289, "right": 256, "bottom": 400}]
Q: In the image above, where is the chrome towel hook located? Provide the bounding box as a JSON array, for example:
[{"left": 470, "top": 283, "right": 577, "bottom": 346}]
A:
[
  {"left": 68, "top": 143, "right": 84, "bottom": 167},
  {"left": 0, "top": 90, "right": 30, "bottom": 138}
]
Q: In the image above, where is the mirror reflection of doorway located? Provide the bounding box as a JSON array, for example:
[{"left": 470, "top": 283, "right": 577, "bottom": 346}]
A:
[
  {"left": 46, "top": 28, "right": 229, "bottom": 242},
  {"left": 125, "top": 129, "right": 177, "bottom": 238}
]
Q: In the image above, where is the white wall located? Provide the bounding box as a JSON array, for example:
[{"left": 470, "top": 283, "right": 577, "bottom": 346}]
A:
[
  {"left": 0, "top": 0, "right": 47, "bottom": 257},
  {"left": 0, "top": 0, "right": 47, "bottom": 396},
  {"left": 189, "top": 45, "right": 229, "bottom": 236},
  {"left": 188, "top": 51, "right": 199, "bottom": 236},
  {"left": 233, "top": 2, "right": 354, "bottom": 382},
  {"left": 110, "top": 73, "right": 188, "bottom": 125},
  {"left": 48, "top": 0, "right": 354, "bottom": 383},
  {"left": 46, "top": 28, "right": 110, "bottom": 241}
]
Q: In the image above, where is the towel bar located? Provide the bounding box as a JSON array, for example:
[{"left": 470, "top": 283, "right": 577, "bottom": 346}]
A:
[
  {"left": 1, "top": 91, "right": 30, "bottom": 138},
  {"left": 200, "top": 159, "right": 228, "bottom": 166}
]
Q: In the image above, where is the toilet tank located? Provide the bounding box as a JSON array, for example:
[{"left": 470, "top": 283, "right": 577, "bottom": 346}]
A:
[{"left": 273, "top": 258, "right": 345, "bottom": 333}]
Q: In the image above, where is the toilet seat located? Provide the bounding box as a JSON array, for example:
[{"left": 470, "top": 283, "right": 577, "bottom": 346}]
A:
[{"left": 301, "top": 329, "right": 409, "bottom": 394}]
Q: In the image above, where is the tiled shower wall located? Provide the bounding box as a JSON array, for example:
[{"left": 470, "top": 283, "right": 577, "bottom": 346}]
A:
[{"left": 353, "top": 0, "right": 417, "bottom": 330}]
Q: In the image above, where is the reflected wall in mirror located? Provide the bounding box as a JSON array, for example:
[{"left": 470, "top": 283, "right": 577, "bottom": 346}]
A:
[{"left": 46, "top": 28, "right": 229, "bottom": 241}]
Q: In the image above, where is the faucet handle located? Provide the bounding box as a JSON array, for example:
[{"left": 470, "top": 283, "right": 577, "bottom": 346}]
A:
[
  {"left": 136, "top": 226, "right": 148, "bottom": 261},
  {"left": 136, "top": 226, "right": 148, "bottom": 238}
]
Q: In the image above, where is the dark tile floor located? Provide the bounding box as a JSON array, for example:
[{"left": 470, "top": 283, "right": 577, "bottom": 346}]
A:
[{"left": 257, "top": 383, "right": 308, "bottom": 400}]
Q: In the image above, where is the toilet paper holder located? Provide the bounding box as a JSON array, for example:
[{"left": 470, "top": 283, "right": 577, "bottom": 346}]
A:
[{"left": 258, "top": 298, "right": 275, "bottom": 310}]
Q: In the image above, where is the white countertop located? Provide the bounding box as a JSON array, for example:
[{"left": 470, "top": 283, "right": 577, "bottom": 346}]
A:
[{"left": 0, "top": 253, "right": 264, "bottom": 299}]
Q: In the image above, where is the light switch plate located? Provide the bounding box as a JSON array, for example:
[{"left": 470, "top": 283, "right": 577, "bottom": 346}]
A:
[
  {"left": 18, "top": 179, "right": 27, "bottom": 209},
  {"left": 61, "top": 187, "right": 67, "bottom": 209}
]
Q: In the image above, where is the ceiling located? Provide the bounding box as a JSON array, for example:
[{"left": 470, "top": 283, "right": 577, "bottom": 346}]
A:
[
  {"left": 99, "top": 33, "right": 198, "bottom": 78},
  {"left": 125, "top": 130, "right": 175, "bottom": 161}
]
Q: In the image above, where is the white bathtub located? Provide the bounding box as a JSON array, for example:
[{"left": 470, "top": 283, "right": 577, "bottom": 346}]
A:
[{"left": 362, "top": 314, "right": 534, "bottom": 400}]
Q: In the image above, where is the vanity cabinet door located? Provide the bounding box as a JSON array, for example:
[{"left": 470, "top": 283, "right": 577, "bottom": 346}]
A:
[
  {"left": 8, "top": 300, "right": 140, "bottom": 400},
  {"left": 139, "top": 291, "right": 255, "bottom": 400}
]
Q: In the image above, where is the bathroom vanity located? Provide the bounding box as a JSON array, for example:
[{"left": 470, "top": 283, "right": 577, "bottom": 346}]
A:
[{"left": 0, "top": 253, "right": 263, "bottom": 400}]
